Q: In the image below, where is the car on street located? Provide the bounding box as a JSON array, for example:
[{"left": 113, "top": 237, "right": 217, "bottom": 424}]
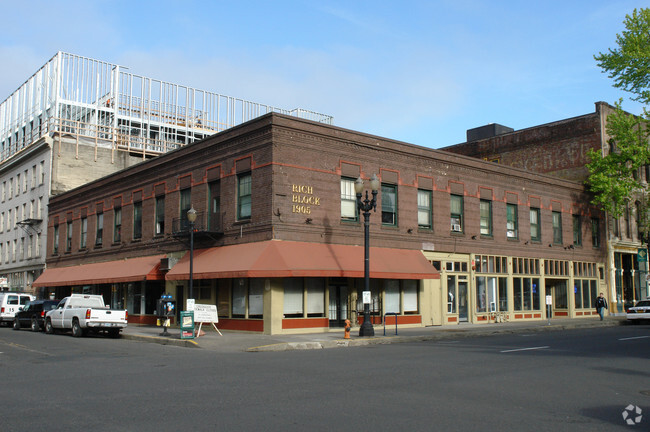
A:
[
  {"left": 45, "top": 294, "right": 128, "bottom": 337},
  {"left": 0, "top": 293, "right": 34, "bottom": 326},
  {"left": 626, "top": 298, "right": 650, "bottom": 323},
  {"left": 13, "top": 299, "right": 60, "bottom": 331}
]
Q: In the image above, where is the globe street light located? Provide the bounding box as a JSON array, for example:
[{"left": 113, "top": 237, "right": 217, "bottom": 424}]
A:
[
  {"left": 355, "top": 174, "right": 379, "bottom": 337},
  {"left": 187, "top": 206, "right": 197, "bottom": 303}
]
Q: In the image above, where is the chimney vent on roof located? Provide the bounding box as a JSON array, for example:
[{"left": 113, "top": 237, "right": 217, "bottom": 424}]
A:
[{"left": 466, "top": 123, "right": 513, "bottom": 142}]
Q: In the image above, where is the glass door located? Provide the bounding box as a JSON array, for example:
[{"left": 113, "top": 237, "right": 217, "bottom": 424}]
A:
[
  {"left": 458, "top": 280, "right": 468, "bottom": 322},
  {"left": 328, "top": 285, "right": 349, "bottom": 327}
]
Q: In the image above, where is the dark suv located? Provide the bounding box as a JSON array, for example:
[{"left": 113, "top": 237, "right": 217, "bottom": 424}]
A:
[{"left": 13, "top": 300, "right": 60, "bottom": 331}]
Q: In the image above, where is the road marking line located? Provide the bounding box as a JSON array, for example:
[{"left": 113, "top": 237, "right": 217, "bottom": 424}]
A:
[
  {"left": 618, "top": 336, "right": 650, "bottom": 341},
  {"left": 501, "top": 346, "right": 549, "bottom": 353}
]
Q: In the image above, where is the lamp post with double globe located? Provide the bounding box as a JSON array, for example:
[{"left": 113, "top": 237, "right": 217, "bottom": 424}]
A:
[
  {"left": 355, "top": 174, "right": 379, "bottom": 337},
  {"left": 187, "top": 206, "right": 197, "bottom": 303}
]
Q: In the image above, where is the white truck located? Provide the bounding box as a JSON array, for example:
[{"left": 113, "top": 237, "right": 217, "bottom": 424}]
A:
[{"left": 45, "top": 294, "right": 128, "bottom": 338}]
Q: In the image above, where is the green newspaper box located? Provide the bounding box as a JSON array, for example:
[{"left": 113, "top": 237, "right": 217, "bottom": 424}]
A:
[{"left": 180, "top": 311, "right": 195, "bottom": 339}]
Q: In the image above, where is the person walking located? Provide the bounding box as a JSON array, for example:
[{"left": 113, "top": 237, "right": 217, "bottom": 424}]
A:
[{"left": 595, "top": 292, "right": 608, "bottom": 321}]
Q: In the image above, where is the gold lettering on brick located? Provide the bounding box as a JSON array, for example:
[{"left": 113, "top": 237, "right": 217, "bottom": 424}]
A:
[{"left": 291, "top": 184, "right": 320, "bottom": 214}]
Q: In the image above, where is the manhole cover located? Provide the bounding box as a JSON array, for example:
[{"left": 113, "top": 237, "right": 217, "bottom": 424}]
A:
[{"left": 641, "top": 390, "right": 650, "bottom": 397}]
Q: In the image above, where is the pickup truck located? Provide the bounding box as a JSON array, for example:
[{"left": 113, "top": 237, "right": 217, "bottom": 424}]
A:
[{"left": 45, "top": 294, "right": 128, "bottom": 338}]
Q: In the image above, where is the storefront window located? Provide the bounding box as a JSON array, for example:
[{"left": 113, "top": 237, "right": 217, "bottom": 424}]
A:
[
  {"left": 514, "top": 277, "right": 541, "bottom": 311},
  {"left": 249, "top": 279, "right": 264, "bottom": 318},
  {"left": 283, "top": 278, "right": 303, "bottom": 318},
  {"left": 232, "top": 279, "right": 247, "bottom": 317},
  {"left": 403, "top": 280, "right": 418, "bottom": 313},
  {"left": 575, "top": 279, "right": 598, "bottom": 309},
  {"left": 477, "top": 276, "right": 507, "bottom": 312},
  {"left": 306, "top": 278, "right": 325, "bottom": 317},
  {"left": 385, "top": 280, "right": 400, "bottom": 314}
]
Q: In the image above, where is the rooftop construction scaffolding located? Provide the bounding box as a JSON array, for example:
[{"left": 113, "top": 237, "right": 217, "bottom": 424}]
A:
[{"left": 0, "top": 52, "right": 333, "bottom": 163}]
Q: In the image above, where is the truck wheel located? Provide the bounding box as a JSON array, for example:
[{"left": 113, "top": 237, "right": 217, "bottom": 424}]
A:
[
  {"left": 31, "top": 318, "right": 40, "bottom": 332},
  {"left": 12, "top": 318, "right": 20, "bottom": 330},
  {"left": 45, "top": 319, "right": 54, "bottom": 334},
  {"left": 71, "top": 320, "right": 83, "bottom": 337}
]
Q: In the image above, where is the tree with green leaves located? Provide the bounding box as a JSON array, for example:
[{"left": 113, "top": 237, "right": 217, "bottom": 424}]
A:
[{"left": 588, "top": 8, "right": 650, "bottom": 242}]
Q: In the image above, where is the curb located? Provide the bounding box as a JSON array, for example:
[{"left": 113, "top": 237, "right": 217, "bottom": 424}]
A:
[
  {"left": 246, "top": 319, "right": 627, "bottom": 352},
  {"left": 122, "top": 333, "right": 200, "bottom": 348}
]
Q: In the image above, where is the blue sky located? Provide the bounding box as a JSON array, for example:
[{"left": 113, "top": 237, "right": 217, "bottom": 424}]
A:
[{"left": 0, "top": 0, "right": 645, "bottom": 148}]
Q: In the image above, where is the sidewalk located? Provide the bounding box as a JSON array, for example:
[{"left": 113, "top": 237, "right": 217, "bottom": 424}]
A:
[{"left": 120, "top": 317, "right": 629, "bottom": 352}]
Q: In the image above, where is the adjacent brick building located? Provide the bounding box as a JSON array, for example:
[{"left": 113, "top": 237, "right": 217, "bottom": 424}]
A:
[{"left": 443, "top": 101, "right": 648, "bottom": 313}]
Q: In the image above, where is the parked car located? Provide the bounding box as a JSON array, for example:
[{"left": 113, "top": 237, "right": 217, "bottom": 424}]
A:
[
  {"left": 0, "top": 293, "right": 34, "bottom": 326},
  {"left": 13, "top": 299, "right": 60, "bottom": 331},
  {"left": 626, "top": 298, "right": 650, "bottom": 323},
  {"left": 45, "top": 294, "right": 128, "bottom": 338}
]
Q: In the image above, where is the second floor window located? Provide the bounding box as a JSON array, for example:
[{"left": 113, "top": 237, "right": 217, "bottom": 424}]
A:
[
  {"left": 180, "top": 188, "right": 192, "bottom": 229},
  {"left": 80, "top": 217, "right": 87, "bottom": 249},
  {"left": 53, "top": 224, "right": 59, "bottom": 254},
  {"left": 113, "top": 207, "right": 122, "bottom": 243},
  {"left": 573, "top": 215, "right": 582, "bottom": 246},
  {"left": 552, "top": 211, "right": 562, "bottom": 244},
  {"left": 133, "top": 201, "right": 142, "bottom": 240},
  {"left": 530, "top": 208, "right": 541, "bottom": 242},
  {"left": 95, "top": 213, "right": 103, "bottom": 246},
  {"left": 66, "top": 221, "right": 72, "bottom": 251},
  {"left": 450, "top": 194, "right": 463, "bottom": 232},
  {"left": 507, "top": 204, "right": 518, "bottom": 239},
  {"left": 155, "top": 196, "right": 165, "bottom": 235},
  {"left": 381, "top": 184, "right": 397, "bottom": 226},
  {"left": 591, "top": 217, "right": 600, "bottom": 248},
  {"left": 340, "top": 178, "right": 358, "bottom": 221},
  {"left": 237, "top": 173, "right": 251, "bottom": 220},
  {"left": 480, "top": 200, "right": 492, "bottom": 236},
  {"left": 209, "top": 181, "right": 221, "bottom": 231},
  {"left": 417, "top": 189, "right": 432, "bottom": 229}
]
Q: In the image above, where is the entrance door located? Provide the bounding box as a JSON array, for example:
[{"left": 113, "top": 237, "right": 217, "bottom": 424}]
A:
[
  {"left": 458, "top": 280, "right": 468, "bottom": 322},
  {"left": 545, "top": 279, "right": 568, "bottom": 317},
  {"left": 328, "top": 285, "right": 348, "bottom": 327}
]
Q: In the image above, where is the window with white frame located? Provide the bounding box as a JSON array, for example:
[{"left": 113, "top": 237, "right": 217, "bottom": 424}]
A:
[
  {"left": 450, "top": 194, "right": 463, "bottom": 232},
  {"left": 80, "top": 217, "right": 87, "bottom": 249},
  {"left": 506, "top": 204, "right": 518, "bottom": 239},
  {"left": 340, "top": 178, "right": 358, "bottom": 221},
  {"left": 417, "top": 189, "right": 432, "bottom": 229},
  {"left": 530, "top": 208, "right": 541, "bottom": 242},
  {"left": 155, "top": 195, "right": 165, "bottom": 235},
  {"left": 480, "top": 200, "right": 492, "bottom": 236}
]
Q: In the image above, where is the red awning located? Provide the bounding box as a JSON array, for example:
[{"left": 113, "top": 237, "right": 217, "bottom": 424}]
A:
[
  {"left": 166, "top": 240, "right": 439, "bottom": 280},
  {"left": 32, "top": 255, "right": 166, "bottom": 287}
]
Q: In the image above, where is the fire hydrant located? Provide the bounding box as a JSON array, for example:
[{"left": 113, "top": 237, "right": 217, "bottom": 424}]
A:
[{"left": 344, "top": 319, "right": 351, "bottom": 339}]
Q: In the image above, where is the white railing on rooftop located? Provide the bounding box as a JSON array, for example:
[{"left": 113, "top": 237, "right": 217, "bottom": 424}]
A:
[{"left": 0, "top": 51, "right": 333, "bottom": 163}]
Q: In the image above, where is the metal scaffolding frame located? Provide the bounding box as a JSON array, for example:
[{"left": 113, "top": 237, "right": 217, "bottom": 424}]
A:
[{"left": 0, "top": 52, "right": 333, "bottom": 163}]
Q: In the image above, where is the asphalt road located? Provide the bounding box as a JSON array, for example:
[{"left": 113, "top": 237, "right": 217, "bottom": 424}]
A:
[{"left": 0, "top": 325, "right": 648, "bottom": 431}]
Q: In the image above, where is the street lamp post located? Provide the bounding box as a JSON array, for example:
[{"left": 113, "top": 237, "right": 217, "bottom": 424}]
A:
[
  {"left": 187, "top": 206, "right": 197, "bottom": 303},
  {"left": 355, "top": 174, "right": 380, "bottom": 337}
]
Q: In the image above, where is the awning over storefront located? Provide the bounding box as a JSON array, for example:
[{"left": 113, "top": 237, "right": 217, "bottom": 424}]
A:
[
  {"left": 32, "top": 255, "right": 166, "bottom": 287},
  {"left": 166, "top": 240, "right": 439, "bottom": 280}
]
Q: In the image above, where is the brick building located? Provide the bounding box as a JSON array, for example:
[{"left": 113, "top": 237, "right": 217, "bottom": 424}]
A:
[
  {"left": 0, "top": 52, "right": 330, "bottom": 294},
  {"left": 33, "top": 113, "right": 607, "bottom": 334},
  {"left": 443, "top": 101, "right": 648, "bottom": 313}
]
